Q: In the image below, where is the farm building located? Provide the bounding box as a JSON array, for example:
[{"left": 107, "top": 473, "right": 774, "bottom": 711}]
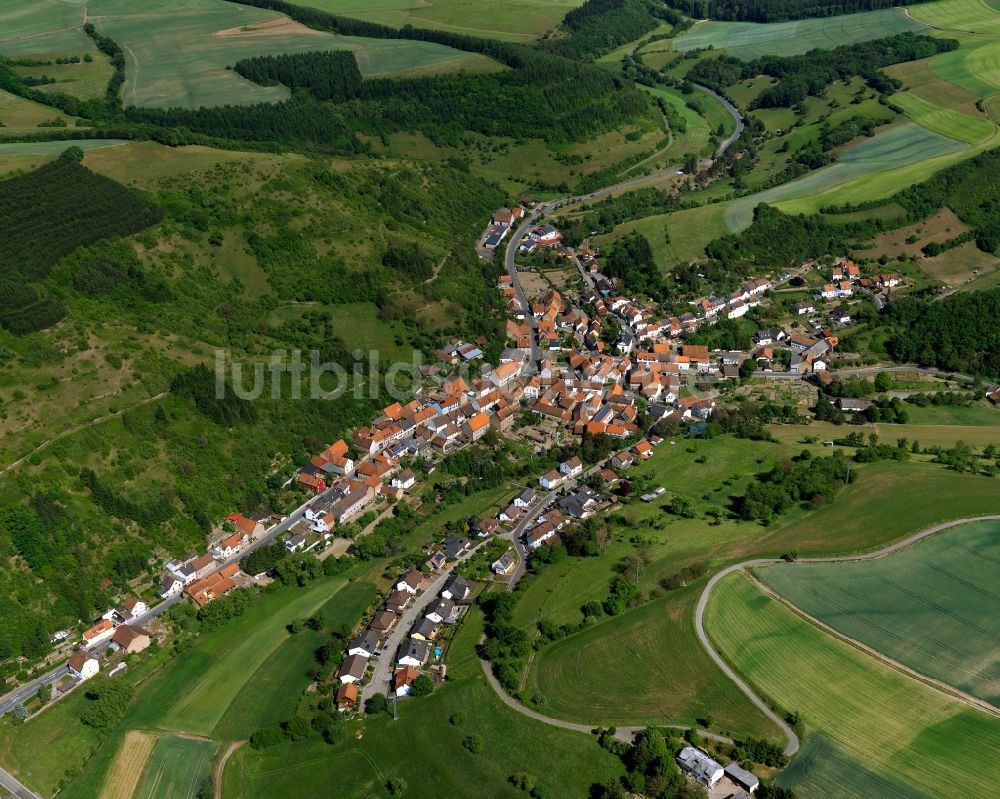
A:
[{"left": 677, "top": 747, "right": 724, "bottom": 787}]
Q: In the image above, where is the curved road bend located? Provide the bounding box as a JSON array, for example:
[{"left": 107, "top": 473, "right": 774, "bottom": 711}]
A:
[{"left": 694, "top": 514, "right": 1000, "bottom": 756}]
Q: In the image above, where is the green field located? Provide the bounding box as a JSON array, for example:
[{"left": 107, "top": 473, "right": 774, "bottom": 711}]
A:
[
  {"left": 0, "top": 0, "right": 92, "bottom": 55},
  {"left": 297, "top": 0, "right": 583, "bottom": 41},
  {"left": 891, "top": 90, "right": 996, "bottom": 144},
  {"left": 778, "top": 733, "right": 936, "bottom": 799},
  {"left": 759, "top": 519, "right": 1000, "bottom": 706},
  {"left": 725, "top": 123, "right": 969, "bottom": 231},
  {"left": 137, "top": 735, "right": 216, "bottom": 799},
  {"left": 673, "top": 9, "right": 925, "bottom": 60},
  {"left": 707, "top": 571, "right": 1000, "bottom": 799}
]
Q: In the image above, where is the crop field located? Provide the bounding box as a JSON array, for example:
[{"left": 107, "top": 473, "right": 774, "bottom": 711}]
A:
[
  {"left": 0, "top": 0, "right": 91, "bottom": 55},
  {"left": 672, "top": 9, "right": 924, "bottom": 60},
  {"left": 707, "top": 571, "right": 1000, "bottom": 799},
  {"left": 100, "top": 731, "right": 157, "bottom": 799},
  {"left": 136, "top": 735, "right": 215, "bottom": 799},
  {"left": 759, "top": 518, "right": 1000, "bottom": 707},
  {"left": 886, "top": 54, "right": 986, "bottom": 116},
  {"left": 724, "top": 124, "right": 969, "bottom": 231},
  {"left": 778, "top": 733, "right": 937, "bottom": 799},
  {"left": 297, "top": 0, "right": 583, "bottom": 41},
  {"left": 891, "top": 90, "right": 995, "bottom": 144}
]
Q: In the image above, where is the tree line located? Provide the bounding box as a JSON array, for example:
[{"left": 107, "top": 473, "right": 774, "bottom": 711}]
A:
[{"left": 668, "top": 0, "right": 935, "bottom": 24}]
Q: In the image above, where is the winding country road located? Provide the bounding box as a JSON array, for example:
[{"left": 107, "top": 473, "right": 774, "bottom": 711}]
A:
[{"left": 480, "top": 515, "right": 1000, "bottom": 757}]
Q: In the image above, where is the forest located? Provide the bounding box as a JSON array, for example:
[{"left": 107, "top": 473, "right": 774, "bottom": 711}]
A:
[
  {"left": 0, "top": 148, "right": 163, "bottom": 334},
  {"left": 685, "top": 33, "right": 957, "bottom": 108},
  {"left": 668, "top": 0, "right": 934, "bottom": 23},
  {"left": 542, "top": 0, "right": 689, "bottom": 60},
  {"left": 881, "top": 289, "right": 1000, "bottom": 377}
]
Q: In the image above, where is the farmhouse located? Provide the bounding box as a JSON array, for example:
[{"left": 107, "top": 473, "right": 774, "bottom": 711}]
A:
[
  {"left": 677, "top": 747, "right": 724, "bottom": 787},
  {"left": 67, "top": 650, "right": 99, "bottom": 681}
]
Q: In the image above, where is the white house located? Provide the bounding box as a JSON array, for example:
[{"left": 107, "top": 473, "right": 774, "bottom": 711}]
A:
[
  {"left": 539, "top": 469, "right": 565, "bottom": 490},
  {"left": 677, "top": 747, "right": 724, "bottom": 787},
  {"left": 397, "top": 639, "right": 430, "bottom": 668},
  {"left": 347, "top": 630, "right": 381, "bottom": 659},
  {"left": 159, "top": 574, "right": 183, "bottom": 599},
  {"left": 120, "top": 597, "right": 147, "bottom": 619},
  {"left": 67, "top": 650, "right": 99, "bottom": 681},
  {"left": 396, "top": 569, "right": 424, "bottom": 594},
  {"left": 513, "top": 488, "right": 535, "bottom": 508},
  {"left": 391, "top": 469, "right": 416, "bottom": 490},
  {"left": 559, "top": 457, "right": 583, "bottom": 478}
]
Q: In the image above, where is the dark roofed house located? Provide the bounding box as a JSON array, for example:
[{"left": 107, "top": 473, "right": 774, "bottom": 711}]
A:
[
  {"left": 370, "top": 610, "right": 398, "bottom": 634},
  {"left": 397, "top": 638, "right": 430, "bottom": 668},
  {"left": 442, "top": 534, "right": 470, "bottom": 559},
  {"left": 441, "top": 574, "right": 473, "bottom": 603},
  {"left": 337, "top": 653, "right": 368, "bottom": 685},
  {"left": 410, "top": 617, "right": 438, "bottom": 641},
  {"left": 835, "top": 397, "right": 872, "bottom": 412},
  {"left": 347, "top": 629, "right": 381, "bottom": 658},
  {"left": 724, "top": 763, "right": 760, "bottom": 794},
  {"left": 426, "top": 597, "right": 457, "bottom": 624}
]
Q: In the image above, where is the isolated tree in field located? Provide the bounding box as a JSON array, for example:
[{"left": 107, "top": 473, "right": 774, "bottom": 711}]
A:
[{"left": 874, "top": 372, "right": 892, "bottom": 392}]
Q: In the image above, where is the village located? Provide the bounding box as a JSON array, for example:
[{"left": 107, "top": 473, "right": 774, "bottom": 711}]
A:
[{"left": 25, "top": 201, "right": 921, "bottom": 798}]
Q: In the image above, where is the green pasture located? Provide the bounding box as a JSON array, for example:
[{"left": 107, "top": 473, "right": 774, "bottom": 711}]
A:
[
  {"left": 12, "top": 50, "right": 114, "bottom": 101},
  {"left": 759, "top": 518, "right": 1000, "bottom": 706},
  {"left": 0, "top": 0, "right": 91, "bottom": 55},
  {"left": 672, "top": 9, "right": 924, "bottom": 60},
  {"left": 707, "top": 571, "right": 1000, "bottom": 799},
  {"left": 908, "top": 0, "right": 1000, "bottom": 35},
  {"left": 594, "top": 203, "right": 727, "bottom": 268},
  {"left": 222, "top": 607, "right": 626, "bottom": 799},
  {"left": 525, "top": 586, "right": 783, "bottom": 738},
  {"left": 137, "top": 735, "right": 216, "bottom": 799},
  {"left": 778, "top": 733, "right": 936, "bottom": 799},
  {"left": 297, "top": 0, "right": 583, "bottom": 41},
  {"left": 892, "top": 90, "right": 996, "bottom": 143},
  {"left": 84, "top": 0, "right": 498, "bottom": 108}
]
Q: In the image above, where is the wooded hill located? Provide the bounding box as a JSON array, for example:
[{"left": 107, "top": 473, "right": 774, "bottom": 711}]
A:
[{"left": 669, "top": 0, "right": 935, "bottom": 23}]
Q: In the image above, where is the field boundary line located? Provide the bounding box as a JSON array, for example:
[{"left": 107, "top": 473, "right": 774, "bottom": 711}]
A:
[{"left": 746, "top": 572, "right": 1000, "bottom": 718}]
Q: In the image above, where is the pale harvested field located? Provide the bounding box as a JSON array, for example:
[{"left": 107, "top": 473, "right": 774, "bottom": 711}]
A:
[{"left": 100, "top": 730, "right": 157, "bottom": 799}]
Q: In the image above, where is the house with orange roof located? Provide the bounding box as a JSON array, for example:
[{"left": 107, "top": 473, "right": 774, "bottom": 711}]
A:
[
  {"left": 213, "top": 530, "right": 249, "bottom": 560},
  {"left": 83, "top": 618, "right": 115, "bottom": 649},
  {"left": 462, "top": 411, "right": 491, "bottom": 442},
  {"left": 185, "top": 565, "right": 241, "bottom": 607}
]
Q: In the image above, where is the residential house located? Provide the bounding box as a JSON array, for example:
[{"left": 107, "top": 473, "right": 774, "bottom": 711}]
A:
[
  {"left": 370, "top": 610, "right": 398, "bottom": 634},
  {"left": 335, "top": 682, "right": 359, "bottom": 711},
  {"left": 425, "top": 550, "right": 446, "bottom": 571},
  {"left": 559, "top": 456, "right": 583, "bottom": 478},
  {"left": 185, "top": 564, "right": 241, "bottom": 607},
  {"left": 442, "top": 534, "right": 470, "bottom": 559},
  {"left": 332, "top": 484, "right": 374, "bottom": 523},
  {"left": 391, "top": 469, "right": 416, "bottom": 490},
  {"left": 539, "top": 469, "right": 565, "bottom": 490},
  {"left": 410, "top": 618, "right": 438, "bottom": 642},
  {"left": 393, "top": 666, "right": 421, "bottom": 697},
  {"left": 611, "top": 450, "right": 635, "bottom": 470},
  {"left": 441, "top": 574, "right": 473, "bottom": 604},
  {"left": 347, "top": 630, "right": 381, "bottom": 659},
  {"left": 159, "top": 574, "right": 183, "bottom": 599},
  {"left": 68, "top": 650, "right": 100, "bottom": 681},
  {"left": 230, "top": 514, "right": 265, "bottom": 540},
  {"left": 397, "top": 639, "right": 431, "bottom": 668},
  {"left": 492, "top": 551, "right": 516, "bottom": 575},
  {"left": 829, "top": 306, "right": 851, "bottom": 325},
  {"left": 396, "top": 569, "right": 425, "bottom": 594},
  {"left": 462, "top": 411, "right": 491, "bottom": 442},
  {"left": 513, "top": 488, "right": 536, "bottom": 508},
  {"left": 337, "top": 653, "right": 369, "bottom": 685},
  {"left": 835, "top": 398, "right": 872, "bottom": 412},
  {"left": 525, "top": 522, "right": 557, "bottom": 549},
  {"left": 677, "top": 747, "right": 724, "bottom": 787},
  {"left": 796, "top": 300, "right": 816, "bottom": 315},
  {"left": 213, "top": 531, "right": 248, "bottom": 560},
  {"left": 111, "top": 625, "right": 151, "bottom": 655},
  {"left": 473, "top": 518, "right": 501, "bottom": 537},
  {"left": 385, "top": 590, "right": 412, "bottom": 614},
  {"left": 83, "top": 619, "right": 114, "bottom": 649},
  {"left": 425, "top": 597, "right": 457, "bottom": 624},
  {"left": 285, "top": 532, "right": 306, "bottom": 553}
]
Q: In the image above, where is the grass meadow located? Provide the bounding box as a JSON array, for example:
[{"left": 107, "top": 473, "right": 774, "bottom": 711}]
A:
[
  {"left": 707, "top": 571, "right": 1000, "bottom": 799},
  {"left": 759, "top": 518, "right": 1000, "bottom": 706},
  {"left": 0, "top": 0, "right": 92, "bottom": 55},
  {"left": 673, "top": 9, "right": 924, "bottom": 60}
]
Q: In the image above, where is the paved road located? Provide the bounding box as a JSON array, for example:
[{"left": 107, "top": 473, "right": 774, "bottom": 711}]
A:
[
  {"left": 693, "top": 514, "right": 1000, "bottom": 756},
  {"left": 478, "top": 654, "right": 734, "bottom": 746},
  {"left": 754, "top": 365, "right": 976, "bottom": 382},
  {"left": 0, "top": 767, "right": 42, "bottom": 799},
  {"left": 362, "top": 538, "right": 490, "bottom": 706}
]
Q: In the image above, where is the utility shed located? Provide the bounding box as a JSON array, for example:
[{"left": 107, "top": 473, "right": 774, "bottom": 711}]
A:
[{"left": 724, "top": 762, "right": 760, "bottom": 793}]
